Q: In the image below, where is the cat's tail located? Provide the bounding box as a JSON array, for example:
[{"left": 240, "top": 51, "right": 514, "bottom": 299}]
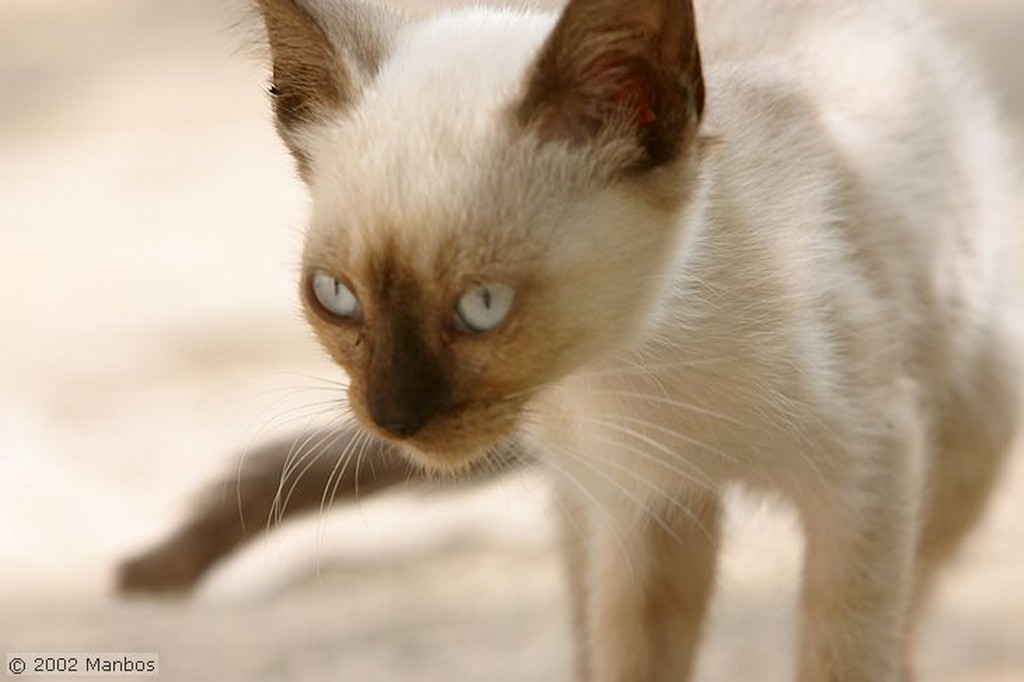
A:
[{"left": 117, "top": 426, "right": 528, "bottom": 594}]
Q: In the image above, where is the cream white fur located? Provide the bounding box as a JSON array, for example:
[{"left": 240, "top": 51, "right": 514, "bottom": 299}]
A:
[{"left": 294, "top": 1, "right": 1022, "bottom": 680}]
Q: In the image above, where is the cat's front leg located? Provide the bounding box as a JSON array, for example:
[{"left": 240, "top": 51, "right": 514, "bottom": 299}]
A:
[
  {"left": 795, "top": 398, "right": 925, "bottom": 682},
  {"left": 566, "top": 488, "right": 721, "bottom": 682}
]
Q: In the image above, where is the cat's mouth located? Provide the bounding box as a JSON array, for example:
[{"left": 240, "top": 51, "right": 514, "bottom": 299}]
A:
[
  {"left": 374, "top": 422, "right": 510, "bottom": 472},
  {"left": 349, "top": 394, "right": 521, "bottom": 472}
]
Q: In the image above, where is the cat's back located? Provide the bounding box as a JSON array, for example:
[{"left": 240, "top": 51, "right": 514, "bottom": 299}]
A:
[
  {"left": 700, "top": 0, "right": 1017, "bottom": 224},
  {"left": 691, "top": 0, "right": 1021, "bottom": 416},
  {"left": 700, "top": 0, "right": 1017, "bottom": 277}
]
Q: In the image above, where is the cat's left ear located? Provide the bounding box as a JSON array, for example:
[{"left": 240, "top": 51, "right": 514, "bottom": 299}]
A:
[
  {"left": 255, "top": 0, "right": 402, "bottom": 179},
  {"left": 515, "top": 0, "right": 704, "bottom": 173}
]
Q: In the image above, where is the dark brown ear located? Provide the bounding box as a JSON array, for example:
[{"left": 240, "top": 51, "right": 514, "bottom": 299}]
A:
[
  {"left": 254, "top": 0, "right": 401, "bottom": 178},
  {"left": 516, "top": 0, "right": 704, "bottom": 173}
]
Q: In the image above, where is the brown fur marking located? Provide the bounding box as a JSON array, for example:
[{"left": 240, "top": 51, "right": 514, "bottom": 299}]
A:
[
  {"left": 366, "top": 251, "right": 456, "bottom": 437},
  {"left": 516, "top": 0, "right": 704, "bottom": 172},
  {"left": 256, "top": 0, "right": 401, "bottom": 178}
]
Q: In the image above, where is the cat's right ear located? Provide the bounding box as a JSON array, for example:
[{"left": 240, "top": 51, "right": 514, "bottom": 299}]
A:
[
  {"left": 254, "top": 0, "right": 401, "bottom": 180},
  {"left": 515, "top": 0, "right": 704, "bottom": 174}
]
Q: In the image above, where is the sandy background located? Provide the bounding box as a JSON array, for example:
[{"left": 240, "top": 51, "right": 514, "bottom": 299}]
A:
[{"left": 1, "top": 1, "right": 1022, "bottom": 680}]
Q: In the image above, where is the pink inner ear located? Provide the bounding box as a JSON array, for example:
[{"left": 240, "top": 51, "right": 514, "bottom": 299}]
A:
[
  {"left": 582, "top": 54, "right": 659, "bottom": 125},
  {"left": 538, "top": 55, "right": 659, "bottom": 144},
  {"left": 607, "top": 73, "right": 658, "bottom": 127}
]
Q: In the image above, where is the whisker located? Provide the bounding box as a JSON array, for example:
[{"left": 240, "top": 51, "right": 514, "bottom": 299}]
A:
[
  {"left": 236, "top": 398, "right": 348, "bottom": 533},
  {"left": 352, "top": 430, "right": 371, "bottom": 517},
  {"left": 586, "top": 388, "right": 747, "bottom": 427},
  {"left": 259, "top": 400, "right": 348, "bottom": 439},
  {"left": 320, "top": 428, "right": 369, "bottom": 518},
  {"left": 573, "top": 446, "right": 718, "bottom": 549},
  {"left": 530, "top": 443, "right": 639, "bottom": 590},
  {"left": 276, "top": 421, "right": 351, "bottom": 525},
  {"left": 542, "top": 436, "right": 720, "bottom": 552},
  {"left": 241, "top": 387, "right": 346, "bottom": 445},
  {"left": 305, "top": 428, "right": 373, "bottom": 573},
  {"left": 583, "top": 433, "right": 717, "bottom": 504},
  {"left": 558, "top": 446, "right": 690, "bottom": 546},
  {"left": 746, "top": 378, "right": 837, "bottom": 488},
  {"left": 259, "top": 371, "right": 347, "bottom": 388},
  {"left": 316, "top": 429, "right": 375, "bottom": 553},
  {"left": 576, "top": 356, "right": 736, "bottom": 380},
  {"left": 569, "top": 413, "right": 727, "bottom": 487},
  {"left": 267, "top": 408, "right": 351, "bottom": 526}
]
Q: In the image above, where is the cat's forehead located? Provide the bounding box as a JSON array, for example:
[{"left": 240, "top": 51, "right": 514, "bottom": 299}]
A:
[
  {"left": 302, "top": 10, "right": 591, "bottom": 274},
  {"left": 378, "top": 10, "right": 555, "bottom": 109},
  {"left": 306, "top": 11, "right": 554, "bottom": 210}
]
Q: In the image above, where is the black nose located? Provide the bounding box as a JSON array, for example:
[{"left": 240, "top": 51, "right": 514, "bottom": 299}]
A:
[
  {"left": 365, "top": 307, "right": 449, "bottom": 441},
  {"left": 373, "top": 414, "right": 427, "bottom": 439}
]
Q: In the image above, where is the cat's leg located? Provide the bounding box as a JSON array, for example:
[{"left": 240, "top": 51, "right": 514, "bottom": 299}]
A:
[
  {"left": 569, "top": 488, "right": 721, "bottom": 682},
  {"left": 555, "top": 484, "right": 593, "bottom": 682},
  {"left": 796, "top": 386, "right": 926, "bottom": 682},
  {"left": 903, "top": 341, "right": 1020, "bottom": 677}
]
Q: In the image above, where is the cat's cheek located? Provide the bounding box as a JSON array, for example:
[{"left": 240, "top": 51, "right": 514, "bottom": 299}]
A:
[
  {"left": 302, "top": 318, "right": 370, "bottom": 400},
  {"left": 316, "top": 338, "right": 364, "bottom": 378}
]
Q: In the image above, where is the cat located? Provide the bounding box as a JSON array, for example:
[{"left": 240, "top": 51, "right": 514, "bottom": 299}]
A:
[{"left": 121, "top": 0, "right": 1022, "bottom": 680}]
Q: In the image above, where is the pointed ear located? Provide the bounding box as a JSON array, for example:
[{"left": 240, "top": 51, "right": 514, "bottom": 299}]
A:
[
  {"left": 254, "top": 0, "right": 401, "bottom": 177},
  {"left": 515, "top": 0, "right": 704, "bottom": 173}
]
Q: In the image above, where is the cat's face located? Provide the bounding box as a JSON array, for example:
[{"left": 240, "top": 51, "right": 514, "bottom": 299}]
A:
[
  {"left": 300, "top": 132, "right": 696, "bottom": 467},
  {"left": 259, "top": 0, "right": 705, "bottom": 469}
]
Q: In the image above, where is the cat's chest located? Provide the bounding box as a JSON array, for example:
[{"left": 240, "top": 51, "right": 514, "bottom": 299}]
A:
[{"left": 527, "top": 359, "right": 826, "bottom": 503}]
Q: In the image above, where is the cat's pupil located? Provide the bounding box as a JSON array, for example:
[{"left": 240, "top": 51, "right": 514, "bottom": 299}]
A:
[
  {"left": 311, "top": 270, "right": 360, "bottom": 320},
  {"left": 454, "top": 283, "right": 515, "bottom": 333}
]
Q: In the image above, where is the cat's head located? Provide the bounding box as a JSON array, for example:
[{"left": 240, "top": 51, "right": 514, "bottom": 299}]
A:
[{"left": 255, "top": 0, "right": 706, "bottom": 470}]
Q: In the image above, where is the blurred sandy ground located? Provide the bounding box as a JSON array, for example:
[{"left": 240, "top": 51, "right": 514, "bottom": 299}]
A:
[{"left": 0, "top": 1, "right": 1021, "bottom": 680}]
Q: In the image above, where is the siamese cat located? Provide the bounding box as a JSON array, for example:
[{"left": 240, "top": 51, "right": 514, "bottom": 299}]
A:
[{"left": 121, "top": 0, "right": 1022, "bottom": 680}]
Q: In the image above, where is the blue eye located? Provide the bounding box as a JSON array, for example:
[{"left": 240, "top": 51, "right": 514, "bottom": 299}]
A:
[
  {"left": 455, "top": 283, "right": 515, "bottom": 333},
  {"left": 311, "top": 271, "right": 360, "bottom": 320}
]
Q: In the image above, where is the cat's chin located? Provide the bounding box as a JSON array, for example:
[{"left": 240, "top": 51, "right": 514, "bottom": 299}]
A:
[
  {"left": 400, "top": 446, "right": 483, "bottom": 473},
  {"left": 391, "top": 440, "right": 493, "bottom": 475},
  {"left": 366, "top": 418, "right": 510, "bottom": 474}
]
